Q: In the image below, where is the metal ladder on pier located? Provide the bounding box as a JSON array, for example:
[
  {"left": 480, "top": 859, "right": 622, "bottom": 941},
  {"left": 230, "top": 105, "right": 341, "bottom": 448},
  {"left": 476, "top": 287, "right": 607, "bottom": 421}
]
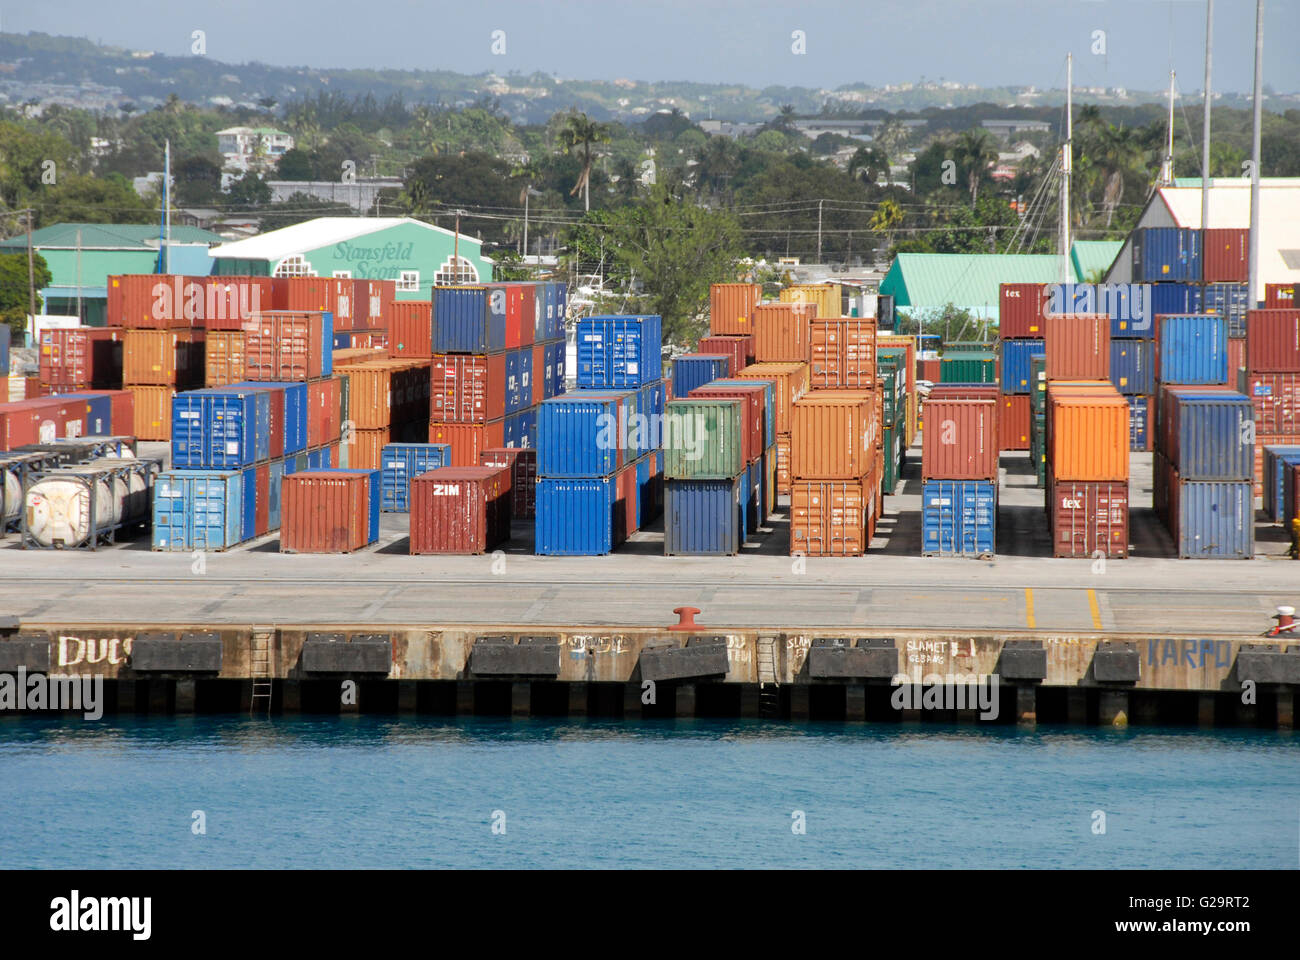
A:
[
  {"left": 757, "top": 635, "right": 780, "bottom": 718},
  {"left": 249, "top": 627, "right": 273, "bottom": 716}
]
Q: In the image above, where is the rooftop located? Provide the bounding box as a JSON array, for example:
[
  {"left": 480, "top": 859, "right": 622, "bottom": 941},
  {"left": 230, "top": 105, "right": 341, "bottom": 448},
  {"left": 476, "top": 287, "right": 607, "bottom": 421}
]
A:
[
  {"left": 0, "top": 223, "right": 224, "bottom": 250},
  {"left": 208, "top": 217, "right": 484, "bottom": 261},
  {"left": 881, "top": 251, "right": 1087, "bottom": 317}
]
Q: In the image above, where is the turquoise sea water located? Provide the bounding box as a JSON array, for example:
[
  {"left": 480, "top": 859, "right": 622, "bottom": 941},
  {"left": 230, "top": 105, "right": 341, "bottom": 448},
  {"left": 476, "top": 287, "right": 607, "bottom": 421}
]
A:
[{"left": 1, "top": 717, "right": 1297, "bottom": 869}]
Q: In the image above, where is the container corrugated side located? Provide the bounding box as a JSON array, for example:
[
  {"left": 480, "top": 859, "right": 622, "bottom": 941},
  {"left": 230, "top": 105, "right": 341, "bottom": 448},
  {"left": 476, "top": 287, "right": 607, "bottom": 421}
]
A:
[
  {"left": 126, "top": 386, "right": 176, "bottom": 441},
  {"left": 752, "top": 302, "right": 816, "bottom": 363},
  {"left": 1047, "top": 390, "right": 1129, "bottom": 481},
  {"left": 1245, "top": 309, "right": 1300, "bottom": 372},
  {"left": 1132, "top": 227, "right": 1201, "bottom": 282},
  {"left": 1202, "top": 228, "right": 1249, "bottom": 283},
  {"left": 123, "top": 330, "right": 204, "bottom": 387},
  {"left": 999, "top": 283, "right": 1047, "bottom": 339},
  {"left": 999, "top": 340, "right": 1045, "bottom": 393},
  {"left": 1171, "top": 476, "right": 1254, "bottom": 559},
  {"left": 779, "top": 283, "right": 841, "bottom": 319},
  {"left": 998, "top": 394, "right": 1031, "bottom": 451},
  {"left": 790, "top": 392, "right": 875, "bottom": 480},
  {"left": 151, "top": 469, "right": 244, "bottom": 551},
  {"left": 1165, "top": 392, "right": 1254, "bottom": 481},
  {"left": 535, "top": 395, "right": 623, "bottom": 477},
  {"left": 663, "top": 476, "right": 743, "bottom": 556},
  {"left": 1045, "top": 313, "right": 1110, "bottom": 380},
  {"left": 670, "top": 354, "right": 729, "bottom": 399},
  {"left": 576, "top": 315, "right": 663, "bottom": 388},
  {"left": 535, "top": 476, "right": 619, "bottom": 555},
  {"left": 1157, "top": 314, "right": 1228, "bottom": 384},
  {"left": 921, "top": 480, "right": 996, "bottom": 557},
  {"left": 688, "top": 384, "right": 764, "bottom": 461},
  {"left": 735, "top": 361, "right": 809, "bottom": 435},
  {"left": 279, "top": 469, "right": 378, "bottom": 553},
  {"left": 789, "top": 473, "right": 874, "bottom": 556},
  {"left": 389, "top": 300, "right": 433, "bottom": 359},
  {"left": 409, "top": 465, "right": 509, "bottom": 554},
  {"left": 1262, "top": 445, "right": 1300, "bottom": 522},
  {"left": 662, "top": 398, "right": 744, "bottom": 480},
  {"left": 709, "top": 283, "right": 761, "bottom": 336},
  {"left": 920, "top": 399, "right": 998, "bottom": 480},
  {"left": 431, "top": 286, "right": 502, "bottom": 354},
  {"left": 1108, "top": 339, "right": 1153, "bottom": 395}
]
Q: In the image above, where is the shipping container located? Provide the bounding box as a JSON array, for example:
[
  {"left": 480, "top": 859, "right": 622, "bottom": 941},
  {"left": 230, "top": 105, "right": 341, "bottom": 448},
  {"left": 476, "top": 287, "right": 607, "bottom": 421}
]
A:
[
  {"left": 380, "top": 442, "right": 451, "bottom": 512},
  {"left": 790, "top": 392, "right": 876, "bottom": 480},
  {"left": 226, "top": 381, "right": 308, "bottom": 456},
  {"left": 1287, "top": 465, "right": 1300, "bottom": 530},
  {"left": 536, "top": 394, "right": 627, "bottom": 477},
  {"left": 505, "top": 348, "right": 534, "bottom": 416},
  {"left": 752, "top": 302, "right": 816, "bottom": 363},
  {"left": 1202, "top": 283, "right": 1250, "bottom": 338},
  {"left": 1245, "top": 309, "right": 1300, "bottom": 372},
  {"left": 940, "top": 353, "right": 997, "bottom": 384},
  {"left": 171, "top": 388, "right": 271, "bottom": 469},
  {"left": 39, "top": 328, "right": 123, "bottom": 389},
  {"left": 789, "top": 474, "right": 874, "bottom": 556},
  {"left": 123, "top": 329, "right": 204, "bottom": 387},
  {"left": 244, "top": 310, "right": 333, "bottom": 382},
  {"left": 780, "top": 282, "right": 841, "bottom": 319},
  {"left": 662, "top": 397, "right": 745, "bottom": 480},
  {"left": 1262, "top": 445, "right": 1300, "bottom": 523},
  {"left": 409, "top": 465, "right": 510, "bottom": 554},
  {"left": 480, "top": 446, "right": 537, "bottom": 520},
  {"left": 204, "top": 331, "right": 246, "bottom": 387},
  {"left": 735, "top": 361, "right": 809, "bottom": 435},
  {"left": 1201, "top": 228, "right": 1249, "bottom": 283},
  {"left": 999, "top": 394, "right": 1031, "bottom": 451},
  {"left": 1228, "top": 337, "right": 1245, "bottom": 383},
  {"left": 203, "top": 276, "right": 273, "bottom": 331},
  {"left": 535, "top": 475, "right": 623, "bottom": 555},
  {"left": 689, "top": 382, "right": 765, "bottom": 456},
  {"left": 999, "top": 340, "right": 1045, "bottom": 393},
  {"left": 345, "top": 427, "right": 390, "bottom": 471},
  {"left": 663, "top": 475, "right": 744, "bottom": 556},
  {"left": 307, "top": 377, "right": 342, "bottom": 448},
  {"left": 999, "top": 283, "right": 1047, "bottom": 339},
  {"left": 1046, "top": 387, "right": 1130, "bottom": 481},
  {"left": 921, "top": 399, "right": 998, "bottom": 480},
  {"left": 1048, "top": 476, "right": 1129, "bottom": 558},
  {"left": 151, "top": 469, "right": 244, "bottom": 551},
  {"left": 810, "top": 317, "right": 876, "bottom": 389},
  {"left": 1127, "top": 395, "right": 1151, "bottom": 452},
  {"left": 125, "top": 386, "right": 175, "bottom": 441},
  {"left": 107, "top": 274, "right": 194, "bottom": 328},
  {"left": 710, "top": 283, "right": 761, "bottom": 335},
  {"left": 499, "top": 282, "right": 538, "bottom": 349},
  {"left": 1045, "top": 313, "right": 1109, "bottom": 380},
  {"left": 545, "top": 340, "right": 566, "bottom": 398},
  {"left": 1109, "top": 339, "right": 1154, "bottom": 395},
  {"left": 388, "top": 300, "right": 433, "bottom": 359},
  {"left": 279, "top": 469, "right": 379, "bottom": 553},
  {"left": 1265, "top": 283, "right": 1296, "bottom": 309},
  {"left": 58, "top": 390, "right": 133, "bottom": 437},
  {"left": 698, "top": 335, "right": 750, "bottom": 376},
  {"left": 575, "top": 315, "right": 663, "bottom": 389},
  {"left": 0, "top": 398, "right": 74, "bottom": 449},
  {"left": 1160, "top": 389, "right": 1254, "bottom": 481},
  {"left": 1157, "top": 314, "right": 1228, "bottom": 384},
  {"left": 712, "top": 377, "right": 774, "bottom": 449},
  {"left": 1159, "top": 459, "right": 1254, "bottom": 559},
  {"left": 337, "top": 360, "right": 428, "bottom": 430},
  {"left": 503, "top": 407, "right": 537, "bottom": 449},
  {"left": 670, "top": 354, "right": 730, "bottom": 399},
  {"left": 428, "top": 420, "right": 505, "bottom": 467},
  {"left": 352, "top": 279, "right": 396, "bottom": 328},
  {"left": 429, "top": 352, "right": 506, "bottom": 424},
  {"left": 1243, "top": 371, "right": 1300, "bottom": 438},
  {"left": 430, "top": 286, "right": 504, "bottom": 354},
  {"left": 921, "top": 480, "right": 996, "bottom": 558},
  {"left": 1132, "top": 227, "right": 1201, "bottom": 282},
  {"left": 270, "top": 277, "right": 353, "bottom": 327}
]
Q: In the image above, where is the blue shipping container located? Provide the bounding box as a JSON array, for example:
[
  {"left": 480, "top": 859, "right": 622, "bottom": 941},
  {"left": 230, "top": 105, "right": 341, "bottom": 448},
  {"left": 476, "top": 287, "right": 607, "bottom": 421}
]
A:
[
  {"left": 714, "top": 377, "right": 775, "bottom": 449},
  {"left": 506, "top": 348, "right": 532, "bottom": 415},
  {"left": 268, "top": 459, "right": 285, "bottom": 532},
  {"left": 536, "top": 394, "right": 625, "bottom": 476},
  {"left": 1173, "top": 480, "right": 1254, "bottom": 559},
  {"left": 227, "top": 381, "right": 309, "bottom": 455},
  {"left": 535, "top": 476, "right": 618, "bottom": 555},
  {"left": 1263, "top": 445, "right": 1300, "bottom": 522},
  {"left": 664, "top": 476, "right": 744, "bottom": 556},
  {"left": 505, "top": 407, "right": 537, "bottom": 449},
  {"left": 380, "top": 442, "right": 450, "bottom": 512},
  {"left": 552, "top": 285, "right": 568, "bottom": 341},
  {"left": 58, "top": 393, "right": 114, "bottom": 436},
  {"left": 1127, "top": 395, "right": 1149, "bottom": 451},
  {"left": 304, "top": 447, "right": 330, "bottom": 469},
  {"left": 746, "top": 456, "right": 763, "bottom": 530},
  {"left": 671, "top": 355, "right": 730, "bottom": 399},
  {"left": 432, "top": 286, "right": 506, "bottom": 354},
  {"left": 1158, "top": 315, "right": 1228, "bottom": 384},
  {"left": 1167, "top": 393, "right": 1254, "bottom": 481},
  {"left": 171, "top": 389, "right": 271, "bottom": 469},
  {"left": 921, "top": 480, "right": 997, "bottom": 558},
  {"left": 1202, "top": 282, "right": 1250, "bottom": 339},
  {"left": 1133, "top": 227, "right": 1202, "bottom": 282},
  {"left": 1109, "top": 339, "right": 1154, "bottom": 395},
  {"left": 576, "top": 315, "right": 663, "bottom": 389},
  {"left": 545, "top": 340, "right": 566, "bottom": 398},
  {"left": 999, "top": 340, "right": 1045, "bottom": 394},
  {"left": 152, "top": 470, "right": 244, "bottom": 551},
  {"left": 0, "top": 324, "right": 10, "bottom": 376}
]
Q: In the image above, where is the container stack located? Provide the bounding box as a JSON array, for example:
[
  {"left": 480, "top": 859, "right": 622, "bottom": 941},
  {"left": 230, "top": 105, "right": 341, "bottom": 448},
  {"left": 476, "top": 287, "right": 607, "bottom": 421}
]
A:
[
  {"left": 735, "top": 360, "right": 810, "bottom": 497},
  {"left": 1242, "top": 307, "right": 1300, "bottom": 508},
  {"left": 1029, "top": 354, "right": 1047, "bottom": 487},
  {"left": 998, "top": 287, "right": 1046, "bottom": 454},
  {"left": 663, "top": 394, "right": 752, "bottom": 556},
  {"left": 877, "top": 333, "right": 917, "bottom": 453},
  {"left": 426, "top": 282, "right": 566, "bottom": 466},
  {"left": 535, "top": 314, "right": 663, "bottom": 555},
  {"left": 920, "top": 394, "right": 998, "bottom": 558},
  {"left": 788, "top": 390, "right": 878, "bottom": 557}
]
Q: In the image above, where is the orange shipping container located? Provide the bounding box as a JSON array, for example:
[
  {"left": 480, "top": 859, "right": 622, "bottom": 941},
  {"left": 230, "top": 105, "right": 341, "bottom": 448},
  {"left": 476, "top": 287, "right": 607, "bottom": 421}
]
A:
[
  {"left": 389, "top": 300, "right": 433, "bottom": 359},
  {"left": 333, "top": 347, "right": 388, "bottom": 365},
  {"left": 810, "top": 317, "right": 877, "bottom": 389},
  {"left": 790, "top": 391, "right": 877, "bottom": 480},
  {"left": 280, "top": 471, "right": 374, "bottom": 553},
  {"left": 126, "top": 385, "right": 175, "bottom": 441},
  {"left": 921, "top": 398, "right": 998, "bottom": 480},
  {"left": 774, "top": 433, "right": 791, "bottom": 495},
  {"left": 735, "top": 361, "right": 810, "bottom": 435},
  {"left": 752, "top": 302, "right": 817, "bottom": 363},
  {"left": 789, "top": 469, "right": 876, "bottom": 557},
  {"left": 202, "top": 276, "right": 273, "bottom": 331},
  {"left": 1047, "top": 387, "right": 1130, "bottom": 481},
  {"left": 123, "top": 329, "right": 204, "bottom": 387},
  {"left": 428, "top": 420, "right": 506, "bottom": 466},
  {"left": 107, "top": 274, "right": 194, "bottom": 329},
  {"left": 205, "top": 331, "right": 246, "bottom": 386},
  {"left": 709, "top": 283, "right": 762, "bottom": 335},
  {"left": 338, "top": 360, "right": 430, "bottom": 430},
  {"left": 1045, "top": 313, "right": 1110, "bottom": 380},
  {"left": 999, "top": 393, "right": 1031, "bottom": 451},
  {"left": 344, "top": 427, "right": 391, "bottom": 471}
]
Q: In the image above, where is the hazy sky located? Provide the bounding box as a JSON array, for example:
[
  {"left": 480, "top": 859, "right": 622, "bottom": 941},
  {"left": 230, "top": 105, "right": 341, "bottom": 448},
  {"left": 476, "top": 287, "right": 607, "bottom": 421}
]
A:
[{"left": 12, "top": 0, "right": 1298, "bottom": 94}]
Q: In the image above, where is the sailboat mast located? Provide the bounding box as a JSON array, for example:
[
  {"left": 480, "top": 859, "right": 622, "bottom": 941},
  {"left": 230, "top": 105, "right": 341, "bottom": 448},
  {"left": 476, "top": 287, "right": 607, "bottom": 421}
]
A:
[{"left": 1060, "top": 53, "right": 1072, "bottom": 283}]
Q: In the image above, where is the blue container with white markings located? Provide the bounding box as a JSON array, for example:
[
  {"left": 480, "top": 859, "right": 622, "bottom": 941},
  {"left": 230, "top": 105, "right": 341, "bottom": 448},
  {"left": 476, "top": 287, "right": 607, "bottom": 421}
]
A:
[
  {"left": 534, "top": 476, "right": 618, "bottom": 555},
  {"left": 171, "top": 389, "right": 271, "bottom": 469},
  {"left": 921, "top": 480, "right": 997, "bottom": 558},
  {"left": 151, "top": 470, "right": 244, "bottom": 551},
  {"left": 576, "top": 315, "right": 663, "bottom": 389},
  {"left": 999, "top": 340, "right": 1045, "bottom": 394},
  {"left": 380, "top": 442, "right": 450, "bottom": 512}
]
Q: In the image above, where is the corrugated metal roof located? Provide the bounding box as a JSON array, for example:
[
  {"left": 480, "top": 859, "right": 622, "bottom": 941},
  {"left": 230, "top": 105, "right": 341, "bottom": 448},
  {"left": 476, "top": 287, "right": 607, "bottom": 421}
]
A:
[
  {"left": 880, "top": 252, "right": 1080, "bottom": 317},
  {"left": 209, "top": 216, "right": 483, "bottom": 262},
  {"left": 0, "top": 223, "right": 223, "bottom": 250},
  {"left": 1070, "top": 241, "right": 1123, "bottom": 282}
]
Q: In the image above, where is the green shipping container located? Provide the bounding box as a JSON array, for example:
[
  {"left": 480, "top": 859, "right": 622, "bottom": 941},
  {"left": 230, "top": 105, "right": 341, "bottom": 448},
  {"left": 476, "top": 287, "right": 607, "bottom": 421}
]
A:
[
  {"left": 1029, "top": 355, "right": 1047, "bottom": 416},
  {"left": 878, "top": 361, "right": 899, "bottom": 425},
  {"left": 882, "top": 422, "right": 902, "bottom": 494},
  {"left": 940, "top": 353, "right": 998, "bottom": 384},
  {"left": 662, "top": 397, "right": 745, "bottom": 480},
  {"left": 943, "top": 341, "right": 997, "bottom": 353}
]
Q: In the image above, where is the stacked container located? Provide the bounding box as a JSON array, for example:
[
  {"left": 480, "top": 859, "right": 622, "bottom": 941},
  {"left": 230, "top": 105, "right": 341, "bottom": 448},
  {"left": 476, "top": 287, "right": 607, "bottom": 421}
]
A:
[
  {"left": 1044, "top": 381, "right": 1130, "bottom": 558},
  {"left": 877, "top": 334, "right": 917, "bottom": 450},
  {"left": 921, "top": 396, "right": 998, "bottom": 557},
  {"left": 1242, "top": 308, "right": 1300, "bottom": 506},
  {"left": 998, "top": 283, "right": 1048, "bottom": 455},
  {"left": 736, "top": 361, "right": 810, "bottom": 497},
  {"left": 788, "top": 391, "right": 878, "bottom": 556},
  {"left": 663, "top": 396, "right": 751, "bottom": 555}
]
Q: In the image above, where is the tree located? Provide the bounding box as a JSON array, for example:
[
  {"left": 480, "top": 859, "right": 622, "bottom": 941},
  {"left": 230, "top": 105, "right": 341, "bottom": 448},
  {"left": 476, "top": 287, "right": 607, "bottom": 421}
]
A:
[
  {"left": 953, "top": 128, "right": 999, "bottom": 205},
  {"left": 34, "top": 172, "right": 154, "bottom": 226},
  {"left": 557, "top": 110, "right": 611, "bottom": 212},
  {"left": 849, "top": 146, "right": 890, "bottom": 185},
  {"left": 173, "top": 154, "right": 223, "bottom": 206},
  {"left": 227, "top": 172, "right": 271, "bottom": 207},
  {"left": 0, "top": 251, "right": 51, "bottom": 338},
  {"left": 874, "top": 117, "right": 909, "bottom": 157},
  {"left": 869, "top": 198, "right": 904, "bottom": 250},
  {"left": 275, "top": 148, "right": 314, "bottom": 181}
]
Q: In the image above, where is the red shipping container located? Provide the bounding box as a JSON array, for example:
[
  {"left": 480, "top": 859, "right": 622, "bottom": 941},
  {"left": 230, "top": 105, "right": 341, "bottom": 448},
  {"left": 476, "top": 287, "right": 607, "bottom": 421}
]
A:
[
  {"left": 1246, "top": 309, "right": 1300, "bottom": 373},
  {"left": 689, "top": 383, "right": 765, "bottom": 460},
  {"left": 480, "top": 446, "right": 537, "bottom": 520},
  {"left": 107, "top": 274, "right": 197, "bottom": 328},
  {"left": 75, "top": 389, "right": 134, "bottom": 437},
  {"left": 430, "top": 354, "right": 506, "bottom": 423},
  {"left": 1265, "top": 283, "right": 1296, "bottom": 309},
  {"left": 1045, "top": 313, "right": 1110, "bottom": 380},
  {"left": 752, "top": 302, "right": 816, "bottom": 363},
  {"left": 921, "top": 398, "right": 998, "bottom": 480},
  {"left": 530, "top": 344, "right": 546, "bottom": 406},
  {"left": 280, "top": 470, "right": 375, "bottom": 553},
  {"left": 271, "top": 277, "right": 354, "bottom": 329},
  {"left": 1048, "top": 475, "right": 1130, "bottom": 558},
  {"left": 810, "top": 317, "right": 876, "bottom": 389},
  {"left": 1241, "top": 372, "right": 1300, "bottom": 436},
  {"left": 918, "top": 358, "right": 941, "bottom": 383},
  {"left": 203, "top": 276, "right": 273, "bottom": 331},
  {"left": 244, "top": 311, "right": 329, "bottom": 382},
  {"left": 308, "top": 377, "right": 342, "bottom": 447},
  {"left": 39, "top": 328, "right": 123, "bottom": 389},
  {"left": 429, "top": 420, "right": 505, "bottom": 466},
  {"left": 389, "top": 301, "right": 433, "bottom": 359},
  {"left": 409, "top": 465, "right": 510, "bottom": 554},
  {"left": 999, "top": 282, "right": 1048, "bottom": 339},
  {"left": 1202, "top": 228, "right": 1249, "bottom": 283},
  {"left": 1227, "top": 337, "right": 1245, "bottom": 380},
  {"left": 0, "top": 398, "right": 71, "bottom": 449},
  {"left": 354, "top": 279, "right": 397, "bottom": 327},
  {"left": 615, "top": 460, "right": 638, "bottom": 541},
  {"left": 999, "top": 393, "right": 1031, "bottom": 451},
  {"left": 698, "top": 335, "right": 750, "bottom": 376},
  {"left": 928, "top": 384, "right": 1000, "bottom": 436}
]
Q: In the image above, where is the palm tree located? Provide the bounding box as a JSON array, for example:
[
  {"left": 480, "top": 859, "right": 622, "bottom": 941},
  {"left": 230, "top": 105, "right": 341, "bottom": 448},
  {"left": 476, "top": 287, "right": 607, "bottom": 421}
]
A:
[
  {"left": 874, "top": 118, "right": 908, "bottom": 158},
  {"left": 954, "top": 129, "right": 998, "bottom": 206},
  {"left": 775, "top": 104, "right": 797, "bottom": 132},
  {"left": 693, "top": 136, "right": 741, "bottom": 199},
  {"left": 849, "top": 146, "right": 890, "bottom": 186},
  {"left": 870, "top": 198, "right": 905, "bottom": 253},
  {"left": 558, "top": 110, "right": 611, "bottom": 211}
]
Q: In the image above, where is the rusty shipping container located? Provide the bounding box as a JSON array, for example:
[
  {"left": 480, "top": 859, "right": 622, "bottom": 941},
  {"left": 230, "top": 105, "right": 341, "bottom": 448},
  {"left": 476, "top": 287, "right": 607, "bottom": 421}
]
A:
[
  {"left": 271, "top": 277, "right": 353, "bottom": 328},
  {"left": 999, "top": 393, "right": 1031, "bottom": 451},
  {"left": 245, "top": 311, "right": 332, "bottom": 382},
  {"left": 280, "top": 469, "right": 379, "bottom": 553},
  {"left": 428, "top": 420, "right": 506, "bottom": 466},
  {"left": 921, "top": 398, "right": 998, "bottom": 480},
  {"left": 752, "top": 302, "right": 816, "bottom": 363},
  {"left": 203, "top": 276, "right": 273, "bottom": 331},
  {"left": 39, "top": 328, "right": 123, "bottom": 389},
  {"left": 409, "top": 465, "right": 510, "bottom": 554},
  {"left": 735, "top": 361, "right": 810, "bottom": 436},
  {"left": 810, "top": 317, "right": 877, "bottom": 389},
  {"left": 123, "top": 329, "right": 204, "bottom": 387},
  {"left": 480, "top": 446, "right": 538, "bottom": 520},
  {"left": 1246, "top": 309, "right": 1300, "bottom": 372},
  {"left": 1047, "top": 386, "right": 1130, "bottom": 481},
  {"left": 126, "top": 385, "right": 175, "bottom": 441},
  {"left": 429, "top": 353, "right": 506, "bottom": 423},
  {"left": 1201, "top": 228, "right": 1249, "bottom": 283},
  {"left": 1045, "top": 313, "right": 1110, "bottom": 380},
  {"left": 709, "top": 283, "right": 761, "bottom": 336},
  {"left": 389, "top": 301, "right": 433, "bottom": 359},
  {"left": 790, "top": 391, "right": 877, "bottom": 480},
  {"left": 789, "top": 471, "right": 876, "bottom": 557},
  {"left": 999, "top": 282, "right": 1047, "bottom": 339},
  {"left": 204, "top": 331, "right": 246, "bottom": 387},
  {"left": 1265, "top": 283, "right": 1295, "bottom": 309},
  {"left": 698, "top": 335, "right": 751, "bottom": 376},
  {"left": 1048, "top": 475, "right": 1130, "bottom": 558},
  {"left": 107, "top": 274, "right": 193, "bottom": 329}
]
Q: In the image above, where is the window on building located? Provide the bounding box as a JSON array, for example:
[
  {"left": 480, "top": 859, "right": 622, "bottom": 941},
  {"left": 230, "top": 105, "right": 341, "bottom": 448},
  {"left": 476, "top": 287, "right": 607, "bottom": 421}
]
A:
[
  {"left": 432, "top": 257, "right": 478, "bottom": 286},
  {"left": 332, "top": 270, "right": 352, "bottom": 279},
  {"left": 398, "top": 269, "right": 421, "bottom": 291},
  {"left": 273, "top": 255, "right": 317, "bottom": 278}
]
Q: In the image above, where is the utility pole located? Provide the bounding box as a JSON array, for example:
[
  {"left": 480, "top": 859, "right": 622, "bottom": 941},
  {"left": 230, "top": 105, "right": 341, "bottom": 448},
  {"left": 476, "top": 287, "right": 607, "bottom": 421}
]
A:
[
  {"left": 522, "top": 187, "right": 530, "bottom": 259},
  {"left": 817, "top": 199, "right": 823, "bottom": 263},
  {"left": 1248, "top": 0, "right": 1264, "bottom": 307},
  {"left": 1060, "top": 53, "right": 1072, "bottom": 284},
  {"left": 1160, "top": 70, "right": 1176, "bottom": 184},
  {"left": 1201, "top": 0, "right": 1214, "bottom": 265},
  {"left": 25, "top": 209, "right": 36, "bottom": 327}
]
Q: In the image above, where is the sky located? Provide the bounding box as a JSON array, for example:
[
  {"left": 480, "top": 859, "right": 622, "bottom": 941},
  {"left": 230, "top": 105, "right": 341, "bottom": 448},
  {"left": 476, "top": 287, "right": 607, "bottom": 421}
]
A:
[{"left": 10, "top": 0, "right": 1299, "bottom": 94}]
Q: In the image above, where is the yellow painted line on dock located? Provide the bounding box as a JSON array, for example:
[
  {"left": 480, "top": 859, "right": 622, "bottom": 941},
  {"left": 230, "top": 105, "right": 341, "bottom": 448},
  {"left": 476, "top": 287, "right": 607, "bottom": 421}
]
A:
[
  {"left": 1024, "top": 588, "right": 1036, "bottom": 629},
  {"left": 1087, "top": 589, "right": 1103, "bottom": 630}
]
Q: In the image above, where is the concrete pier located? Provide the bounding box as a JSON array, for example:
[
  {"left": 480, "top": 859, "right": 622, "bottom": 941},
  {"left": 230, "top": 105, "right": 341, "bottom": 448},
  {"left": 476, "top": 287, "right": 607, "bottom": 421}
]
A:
[{"left": 1099, "top": 690, "right": 1130, "bottom": 727}]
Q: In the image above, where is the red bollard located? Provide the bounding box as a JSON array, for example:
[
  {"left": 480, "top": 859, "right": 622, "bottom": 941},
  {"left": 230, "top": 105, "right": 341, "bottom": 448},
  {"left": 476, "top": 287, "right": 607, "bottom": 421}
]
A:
[
  {"left": 1275, "top": 606, "right": 1296, "bottom": 633},
  {"left": 669, "top": 607, "right": 701, "bottom": 631}
]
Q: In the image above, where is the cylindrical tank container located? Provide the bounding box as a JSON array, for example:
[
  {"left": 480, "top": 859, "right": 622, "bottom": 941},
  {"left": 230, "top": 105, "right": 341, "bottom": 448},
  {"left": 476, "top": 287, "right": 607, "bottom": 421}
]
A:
[{"left": 22, "top": 458, "right": 158, "bottom": 549}]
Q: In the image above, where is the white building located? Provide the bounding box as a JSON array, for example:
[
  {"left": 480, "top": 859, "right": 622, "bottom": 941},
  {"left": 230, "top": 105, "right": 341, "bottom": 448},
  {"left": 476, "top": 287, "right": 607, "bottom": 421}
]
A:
[{"left": 216, "top": 127, "right": 295, "bottom": 171}]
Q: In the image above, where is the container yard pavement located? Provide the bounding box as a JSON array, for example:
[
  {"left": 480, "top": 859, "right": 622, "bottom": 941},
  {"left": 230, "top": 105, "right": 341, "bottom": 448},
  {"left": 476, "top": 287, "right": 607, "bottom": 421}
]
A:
[{"left": 1, "top": 445, "right": 1291, "bottom": 637}]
